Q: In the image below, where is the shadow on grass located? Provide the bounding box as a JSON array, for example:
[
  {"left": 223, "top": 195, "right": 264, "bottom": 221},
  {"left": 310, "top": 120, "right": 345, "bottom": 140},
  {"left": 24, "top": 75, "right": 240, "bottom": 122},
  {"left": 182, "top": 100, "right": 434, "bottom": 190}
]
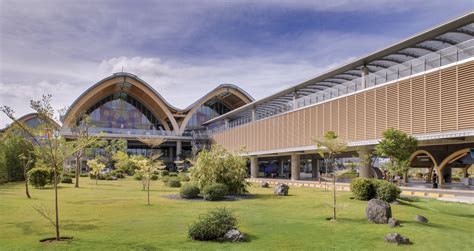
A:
[{"left": 62, "top": 222, "right": 99, "bottom": 231}]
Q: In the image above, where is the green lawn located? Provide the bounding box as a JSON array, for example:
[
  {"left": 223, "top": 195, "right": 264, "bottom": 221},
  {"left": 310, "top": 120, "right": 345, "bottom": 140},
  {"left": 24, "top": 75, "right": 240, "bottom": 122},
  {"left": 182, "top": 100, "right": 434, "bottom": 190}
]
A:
[{"left": 0, "top": 178, "right": 473, "bottom": 251}]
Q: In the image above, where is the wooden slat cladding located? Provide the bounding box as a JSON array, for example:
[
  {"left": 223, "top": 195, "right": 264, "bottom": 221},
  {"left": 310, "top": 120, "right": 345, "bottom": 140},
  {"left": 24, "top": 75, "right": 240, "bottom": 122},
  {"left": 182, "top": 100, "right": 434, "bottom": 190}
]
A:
[
  {"left": 411, "top": 76, "right": 426, "bottom": 134},
  {"left": 425, "top": 71, "right": 441, "bottom": 132},
  {"left": 458, "top": 62, "right": 474, "bottom": 129},
  {"left": 375, "top": 87, "right": 387, "bottom": 138},
  {"left": 365, "top": 89, "right": 376, "bottom": 139},
  {"left": 440, "top": 66, "right": 458, "bottom": 131},
  {"left": 210, "top": 62, "right": 474, "bottom": 152}
]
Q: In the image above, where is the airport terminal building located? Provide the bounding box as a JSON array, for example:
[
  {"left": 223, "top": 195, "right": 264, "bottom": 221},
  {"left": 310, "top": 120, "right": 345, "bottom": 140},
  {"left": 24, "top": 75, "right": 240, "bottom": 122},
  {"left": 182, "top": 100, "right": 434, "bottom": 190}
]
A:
[{"left": 7, "top": 13, "right": 473, "bottom": 186}]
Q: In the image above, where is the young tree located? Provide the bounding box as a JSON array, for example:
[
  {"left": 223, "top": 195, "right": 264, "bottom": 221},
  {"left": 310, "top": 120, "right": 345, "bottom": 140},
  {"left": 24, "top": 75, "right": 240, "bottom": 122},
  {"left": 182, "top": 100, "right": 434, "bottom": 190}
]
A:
[
  {"left": 87, "top": 159, "right": 105, "bottom": 185},
  {"left": 375, "top": 128, "right": 418, "bottom": 183},
  {"left": 313, "top": 131, "right": 348, "bottom": 221},
  {"left": 68, "top": 114, "right": 98, "bottom": 188},
  {"left": 132, "top": 158, "right": 158, "bottom": 205},
  {"left": 96, "top": 138, "right": 127, "bottom": 167},
  {"left": 112, "top": 151, "right": 133, "bottom": 175},
  {"left": 1, "top": 95, "right": 93, "bottom": 241}
]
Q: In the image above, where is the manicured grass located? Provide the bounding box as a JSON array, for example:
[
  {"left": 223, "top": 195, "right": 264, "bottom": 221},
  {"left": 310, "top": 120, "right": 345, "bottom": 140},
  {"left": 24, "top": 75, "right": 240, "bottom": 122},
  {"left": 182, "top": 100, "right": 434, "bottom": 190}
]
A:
[{"left": 0, "top": 178, "right": 473, "bottom": 250}]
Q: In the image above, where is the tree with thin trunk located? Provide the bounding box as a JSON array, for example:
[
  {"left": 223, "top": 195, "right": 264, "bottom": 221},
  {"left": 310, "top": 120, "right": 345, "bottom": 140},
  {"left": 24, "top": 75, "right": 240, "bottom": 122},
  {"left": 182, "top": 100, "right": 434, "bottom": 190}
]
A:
[
  {"left": 375, "top": 128, "right": 418, "bottom": 183},
  {"left": 313, "top": 131, "right": 347, "bottom": 221},
  {"left": 1, "top": 95, "right": 94, "bottom": 241},
  {"left": 19, "top": 152, "right": 34, "bottom": 199},
  {"left": 68, "top": 113, "right": 97, "bottom": 188},
  {"left": 132, "top": 158, "right": 158, "bottom": 205},
  {"left": 87, "top": 159, "right": 105, "bottom": 185}
]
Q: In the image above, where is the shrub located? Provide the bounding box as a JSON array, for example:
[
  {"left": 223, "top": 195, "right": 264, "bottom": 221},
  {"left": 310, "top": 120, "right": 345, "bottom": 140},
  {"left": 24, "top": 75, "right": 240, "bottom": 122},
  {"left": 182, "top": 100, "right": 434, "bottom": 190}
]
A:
[
  {"left": 350, "top": 178, "right": 376, "bottom": 200},
  {"left": 28, "top": 168, "right": 53, "bottom": 189},
  {"left": 178, "top": 172, "right": 190, "bottom": 182},
  {"left": 161, "top": 170, "right": 169, "bottom": 176},
  {"left": 180, "top": 183, "right": 200, "bottom": 199},
  {"left": 191, "top": 145, "right": 248, "bottom": 194},
  {"left": 167, "top": 177, "right": 181, "bottom": 187},
  {"left": 61, "top": 176, "right": 73, "bottom": 184},
  {"left": 376, "top": 181, "right": 401, "bottom": 203},
  {"left": 169, "top": 172, "right": 178, "bottom": 177},
  {"left": 162, "top": 176, "right": 170, "bottom": 184},
  {"left": 98, "top": 174, "right": 107, "bottom": 180},
  {"left": 188, "top": 208, "right": 237, "bottom": 241},
  {"left": 115, "top": 173, "right": 126, "bottom": 179},
  {"left": 133, "top": 172, "right": 143, "bottom": 181},
  {"left": 151, "top": 174, "right": 159, "bottom": 180},
  {"left": 80, "top": 173, "right": 88, "bottom": 177},
  {"left": 337, "top": 170, "right": 359, "bottom": 180},
  {"left": 202, "top": 183, "right": 228, "bottom": 201}
]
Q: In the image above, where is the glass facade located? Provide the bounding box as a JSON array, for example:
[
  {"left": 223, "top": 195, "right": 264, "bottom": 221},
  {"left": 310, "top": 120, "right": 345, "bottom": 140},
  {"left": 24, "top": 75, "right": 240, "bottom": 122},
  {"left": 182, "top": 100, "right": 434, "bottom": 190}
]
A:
[
  {"left": 85, "top": 93, "right": 163, "bottom": 130},
  {"left": 186, "top": 100, "right": 231, "bottom": 130}
]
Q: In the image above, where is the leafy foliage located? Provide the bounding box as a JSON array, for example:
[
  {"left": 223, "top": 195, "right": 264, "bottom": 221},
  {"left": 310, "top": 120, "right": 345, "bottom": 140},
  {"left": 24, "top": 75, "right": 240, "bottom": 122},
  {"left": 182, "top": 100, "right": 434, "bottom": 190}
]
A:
[
  {"left": 375, "top": 181, "right": 401, "bottom": 203},
  {"left": 112, "top": 151, "right": 134, "bottom": 175},
  {"left": 202, "top": 183, "right": 228, "bottom": 201},
  {"left": 87, "top": 159, "right": 105, "bottom": 185},
  {"left": 188, "top": 208, "right": 237, "bottom": 241},
  {"left": 28, "top": 167, "right": 53, "bottom": 189},
  {"left": 190, "top": 145, "right": 248, "bottom": 195},
  {"left": 375, "top": 128, "right": 418, "bottom": 176},
  {"left": 179, "top": 183, "right": 200, "bottom": 199},
  {"left": 167, "top": 177, "right": 181, "bottom": 187},
  {"left": 350, "top": 178, "right": 401, "bottom": 202}
]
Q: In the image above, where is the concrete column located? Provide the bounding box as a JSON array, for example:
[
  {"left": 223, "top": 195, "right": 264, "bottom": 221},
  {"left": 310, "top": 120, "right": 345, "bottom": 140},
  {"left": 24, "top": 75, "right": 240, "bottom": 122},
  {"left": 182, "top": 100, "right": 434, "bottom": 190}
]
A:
[
  {"left": 251, "top": 108, "right": 256, "bottom": 122},
  {"left": 311, "top": 156, "right": 320, "bottom": 179},
  {"left": 176, "top": 140, "right": 182, "bottom": 160},
  {"left": 169, "top": 147, "right": 174, "bottom": 162},
  {"left": 358, "top": 147, "right": 371, "bottom": 178},
  {"left": 361, "top": 66, "right": 369, "bottom": 89},
  {"left": 224, "top": 118, "right": 230, "bottom": 129},
  {"left": 250, "top": 156, "right": 258, "bottom": 178},
  {"left": 291, "top": 154, "right": 300, "bottom": 180}
]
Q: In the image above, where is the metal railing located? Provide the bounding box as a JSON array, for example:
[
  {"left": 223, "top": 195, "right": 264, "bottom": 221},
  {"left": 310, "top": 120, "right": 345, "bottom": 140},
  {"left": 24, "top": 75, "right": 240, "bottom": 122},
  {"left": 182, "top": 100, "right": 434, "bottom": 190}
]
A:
[
  {"left": 61, "top": 127, "right": 181, "bottom": 137},
  {"left": 208, "top": 39, "right": 474, "bottom": 134}
]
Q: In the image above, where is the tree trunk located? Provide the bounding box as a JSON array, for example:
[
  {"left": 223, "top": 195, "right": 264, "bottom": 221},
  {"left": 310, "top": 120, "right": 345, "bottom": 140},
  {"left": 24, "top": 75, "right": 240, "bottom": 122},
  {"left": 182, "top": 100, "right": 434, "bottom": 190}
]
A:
[
  {"left": 75, "top": 156, "right": 80, "bottom": 188},
  {"left": 147, "top": 180, "right": 150, "bottom": 205},
  {"left": 96, "top": 176, "right": 98, "bottom": 185},
  {"left": 332, "top": 159, "right": 336, "bottom": 221},
  {"left": 24, "top": 166, "right": 31, "bottom": 199},
  {"left": 53, "top": 167, "right": 60, "bottom": 241}
]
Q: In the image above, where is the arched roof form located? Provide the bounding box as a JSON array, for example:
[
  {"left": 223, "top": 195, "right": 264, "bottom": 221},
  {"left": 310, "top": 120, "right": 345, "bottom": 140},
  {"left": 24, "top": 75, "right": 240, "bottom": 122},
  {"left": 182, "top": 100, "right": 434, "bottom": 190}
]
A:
[
  {"left": 63, "top": 73, "right": 180, "bottom": 132},
  {"left": 177, "top": 84, "right": 254, "bottom": 134},
  {"left": 1, "top": 112, "right": 61, "bottom": 137},
  {"left": 63, "top": 73, "right": 253, "bottom": 135}
]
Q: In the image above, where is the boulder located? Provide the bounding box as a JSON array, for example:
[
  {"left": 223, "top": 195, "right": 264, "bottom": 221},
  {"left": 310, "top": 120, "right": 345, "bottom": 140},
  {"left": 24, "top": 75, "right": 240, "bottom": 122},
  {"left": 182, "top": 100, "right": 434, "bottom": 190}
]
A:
[
  {"left": 260, "top": 182, "right": 269, "bottom": 188},
  {"left": 415, "top": 215, "right": 428, "bottom": 223},
  {"left": 388, "top": 218, "right": 400, "bottom": 227},
  {"left": 223, "top": 229, "right": 245, "bottom": 242},
  {"left": 384, "top": 233, "right": 410, "bottom": 245},
  {"left": 274, "top": 183, "right": 289, "bottom": 196},
  {"left": 366, "top": 199, "right": 392, "bottom": 224}
]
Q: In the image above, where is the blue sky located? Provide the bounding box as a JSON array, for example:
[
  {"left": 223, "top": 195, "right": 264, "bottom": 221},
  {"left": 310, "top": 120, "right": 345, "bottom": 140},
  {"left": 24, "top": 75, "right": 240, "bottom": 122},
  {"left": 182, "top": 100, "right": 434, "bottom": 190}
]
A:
[{"left": 0, "top": 0, "right": 473, "bottom": 127}]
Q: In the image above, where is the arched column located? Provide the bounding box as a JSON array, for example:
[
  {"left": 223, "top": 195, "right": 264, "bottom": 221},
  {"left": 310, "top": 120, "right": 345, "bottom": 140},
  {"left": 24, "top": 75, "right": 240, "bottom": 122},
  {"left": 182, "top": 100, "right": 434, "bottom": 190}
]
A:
[
  {"left": 409, "top": 150, "right": 439, "bottom": 183},
  {"left": 438, "top": 148, "right": 470, "bottom": 185}
]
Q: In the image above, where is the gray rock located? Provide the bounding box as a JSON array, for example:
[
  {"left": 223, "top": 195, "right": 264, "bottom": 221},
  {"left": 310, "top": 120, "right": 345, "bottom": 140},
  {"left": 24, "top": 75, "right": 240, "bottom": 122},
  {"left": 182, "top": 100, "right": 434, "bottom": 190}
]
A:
[
  {"left": 366, "top": 199, "right": 392, "bottom": 224},
  {"left": 260, "top": 182, "right": 269, "bottom": 188},
  {"left": 384, "top": 233, "right": 410, "bottom": 245},
  {"left": 223, "top": 229, "right": 245, "bottom": 242},
  {"left": 274, "top": 183, "right": 289, "bottom": 196},
  {"left": 388, "top": 218, "right": 400, "bottom": 227},
  {"left": 415, "top": 215, "right": 428, "bottom": 223}
]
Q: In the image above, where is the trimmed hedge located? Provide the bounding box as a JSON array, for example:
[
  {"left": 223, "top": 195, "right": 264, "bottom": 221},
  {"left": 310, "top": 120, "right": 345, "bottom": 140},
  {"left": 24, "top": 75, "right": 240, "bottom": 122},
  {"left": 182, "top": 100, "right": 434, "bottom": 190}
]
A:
[
  {"left": 167, "top": 177, "right": 181, "bottom": 187},
  {"left": 151, "top": 174, "right": 159, "bottom": 180},
  {"left": 161, "top": 170, "right": 169, "bottom": 176},
  {"left": 61, "top": 176, "right": 73, "bottom": 184},
  {"left": 188, "top": 208, "right": 237, "bottom": 241},
  {"left": 350, "top": 178, "right": 401, "bottom": 203},
  {"left": 177, "top": 172, "right": 190, "bottom": 182},
  {"left": 180, "top": 183, "right": 200, "bottom": 199},
  {"left": 202, "top": 183, "right": 228, "bottom": 201}
]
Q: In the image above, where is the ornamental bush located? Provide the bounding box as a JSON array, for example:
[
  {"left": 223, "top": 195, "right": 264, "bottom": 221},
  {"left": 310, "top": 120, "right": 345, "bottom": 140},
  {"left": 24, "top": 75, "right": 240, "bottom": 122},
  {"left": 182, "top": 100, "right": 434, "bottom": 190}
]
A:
[
  {"left": 28, "top": 167, "right": 53, "bottom": 189},
  {"left": 151, "top": 174, "right": 159, "bottom": 180},
  {"left": 167, "top": 177, "right": 181, "bottom": 187},
  {"left": 190, "top": 145, "right": 248, "bottom": 194},
  {"left": 169, "top": 172, "right": 178, "bottom": 177},
  {"left": 180, "top": 183, "right": 200, "bottom": 199},
  {"left": 61, "top": 176, "right": 73, "bottom": 184},
  {"left": 178, "top": 172, "right": 190, "bottom": 182},
  {"left": 161, "top": 170, "right": 169, "bottom": 176},
  {"left": 188, "top": 208, "right": 237, "bottom": 241},
  {"left": 202, "top": 183, "right": 228, "bottom": 201},
  {"left": 350, "top": 178, "right": 376, "bottom": 200},
  {"left": 133, "top": 172, "right": 143, "bottom": 180},
  {"left": 351, "top": 178, "right": 401, "bottom": 203},
  {"left": 376, "top": 181, "right": 401, "bottom": 203}
]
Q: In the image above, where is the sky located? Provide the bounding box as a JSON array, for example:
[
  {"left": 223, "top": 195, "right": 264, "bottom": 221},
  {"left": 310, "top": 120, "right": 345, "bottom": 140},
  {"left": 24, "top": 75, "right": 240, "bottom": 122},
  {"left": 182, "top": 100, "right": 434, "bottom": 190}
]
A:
[{"left": 0, "top": 0, "right": 473, "bottom": 127}]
